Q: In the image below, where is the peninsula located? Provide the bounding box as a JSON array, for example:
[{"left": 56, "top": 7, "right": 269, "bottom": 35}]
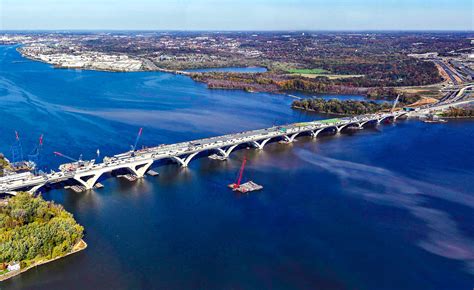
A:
[
  {"left": 1, "top": 32, "right": 472, "bottom": 101},
  {"left": 0, "top": 192, "right": 85, "bottom": 281}
]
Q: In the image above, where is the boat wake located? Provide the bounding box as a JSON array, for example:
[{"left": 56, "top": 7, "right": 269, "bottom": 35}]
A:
[{"left": 296, "top": 149, "right": 474, "bottom": 275}]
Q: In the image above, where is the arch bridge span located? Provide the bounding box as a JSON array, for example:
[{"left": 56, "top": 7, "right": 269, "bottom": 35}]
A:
[{"left": 0, "top": 112, "right": 406, "bottom": 193}]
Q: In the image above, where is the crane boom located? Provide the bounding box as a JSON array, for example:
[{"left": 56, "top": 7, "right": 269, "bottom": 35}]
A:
[
  {"left": 391, "top": 94, "right": 400, "bottom": 113},
  {"left": 235, "top": 156, "right": 247, "bottom": 188},
  {"left": 53, "top": 151, "right": 78, "bottom": 162},
  {"left": 133, "top": 128, "right": 143, "bottom": 151}
]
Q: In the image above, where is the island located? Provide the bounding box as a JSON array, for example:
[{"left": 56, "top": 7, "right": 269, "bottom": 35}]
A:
[
  {"left": 0, "top": 192, "right": 85, "bottom": 281},
  {"left": 291, "top": 98, "right": 392, "bottom": 115}
]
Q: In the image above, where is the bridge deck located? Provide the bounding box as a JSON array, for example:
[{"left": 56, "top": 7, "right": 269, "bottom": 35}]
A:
[{"left": 0, "top": 112, "right": 400, "bottom": 193}]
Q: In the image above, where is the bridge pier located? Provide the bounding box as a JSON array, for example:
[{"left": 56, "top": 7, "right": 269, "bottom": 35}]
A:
[
  {"left": 287, "top": 133, "right": 300, "bottom": 143},
  {"left": 28, "top": 183, "right": 46, "bottom": 194},
  {"left": 172, "top": 152, "right": 200, "bottom": 167},
  {"left": 394, "top": 113, "right": 406, "bottom": 120},
  {"left": 311, "top": 128, "right": 326, "bottom": 138},
  {"left": 214, "top": 144, "right": 240, "bottom": 159},
  {"left": 251, "top": 138, "right": 271, "bottom": 150},
  {"left": 74, "top": 173, "right": 103, "bottom": 190},
  {"left": 378, "top": 117, "right": 390, "bottom": 124},
  {"left": 336, "top": 124, "right": 347, "bottom": 133},
  {"left": 358, "top": 120, "right": 370, "bottom": 128},
  {"left": 128, "top": 159, "right": 154, "bottom": 178}
]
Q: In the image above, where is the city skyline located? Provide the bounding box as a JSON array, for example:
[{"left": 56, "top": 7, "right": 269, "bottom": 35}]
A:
[{"left": 1, "top": 0, "right": 472, "bottom": 31}]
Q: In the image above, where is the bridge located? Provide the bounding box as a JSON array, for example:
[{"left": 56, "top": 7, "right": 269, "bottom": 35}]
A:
[
  {"left": 2, "top": 81, "right": 473, "bottom": 195},
  {"left": 0, "top": 112, "right": 407, "bottom": 194}
]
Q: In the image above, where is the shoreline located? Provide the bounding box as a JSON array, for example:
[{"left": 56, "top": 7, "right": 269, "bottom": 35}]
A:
[
  {"left": 441, "top": 116, "right": 474, "bottom": 119},
  {"left": 9, "top": 46, "right": 438, "bottom": 100},
  {"left": 16, "top": 46, "right": 192, "bottom": 75},
  {"left": 0, "top": 239, "right": 87, "bottom": 282},
  {"left": 291, "top": 105, "right": 392, "bottom": 116}
]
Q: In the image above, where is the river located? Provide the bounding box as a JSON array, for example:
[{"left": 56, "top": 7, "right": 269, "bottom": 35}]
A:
[{"left": 0, "top": 45, "right": 473, "bottom": 290}]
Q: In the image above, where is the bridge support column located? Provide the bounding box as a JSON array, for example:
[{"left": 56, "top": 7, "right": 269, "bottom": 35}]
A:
[
  {"left": 74, "top": 172, "right": 104, "bottom": 190},
  {"left": 28, "top": 183, "right": 46, "bottom": 194},
  {"left": 287, "top": 133, "right": 300, "bottom": 143},
  {"left": 216, "top": 144, "right": 239, "bottom": 159},
  {"left": 311, "top": 128, "right": 325, "bottom": 138},
  {"left": 282, "top": 133, "right": 299, "bottom": 143},
  {"left": 251, "top": 138, "right": 271, "bottom": 150},
  {"left": 128, "top": 159, "right": 154, "bottom": 178},
  {"left": 358, "top": 121, "right": 370, "bottom": 128},
  {"left": 394, "top": 113, "right": 405, "bottom": 121},
  {"left": 172, "top": 152, "right": 200, "bottom": 167},
  {"left": 337, "top": 123, "right": 358, "bottom": 133}
]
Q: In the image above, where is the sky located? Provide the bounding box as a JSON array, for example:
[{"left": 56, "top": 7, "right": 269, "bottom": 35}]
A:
[{"left": 0, "top": 0, "right": 472, "bottom": 31}]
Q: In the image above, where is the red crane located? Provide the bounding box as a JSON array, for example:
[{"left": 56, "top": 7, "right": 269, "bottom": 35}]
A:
[
  {"left": 54, "top": 151, "right": 79, "bottom": 162},
  {"left": 234, "top": 156, "right": 247, "bottom": 189}
]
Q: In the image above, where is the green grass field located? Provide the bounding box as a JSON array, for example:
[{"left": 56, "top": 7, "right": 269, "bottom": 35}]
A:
[{"left": 288, "top": 68, "right": 329, "bottom": 74}]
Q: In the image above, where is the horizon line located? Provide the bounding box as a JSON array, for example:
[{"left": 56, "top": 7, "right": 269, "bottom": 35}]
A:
[{"left": 1, "top": 29, "right": 473, "bottom": 33}]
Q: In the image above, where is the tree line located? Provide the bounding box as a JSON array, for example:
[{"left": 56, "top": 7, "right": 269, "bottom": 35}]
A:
[
  {"left": 292, "top": 98, "right": 391, "bottom": 115},
  {"left": 0, "top": 192, "right": 84, "bottom": 268},
  {"left": 442, "top": 107, "right": 474, "bottom": 118}
]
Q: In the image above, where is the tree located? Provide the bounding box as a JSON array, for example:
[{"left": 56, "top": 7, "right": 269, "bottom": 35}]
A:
[{"left": 0, "top": 193, "right": 84, "bottom": 265}]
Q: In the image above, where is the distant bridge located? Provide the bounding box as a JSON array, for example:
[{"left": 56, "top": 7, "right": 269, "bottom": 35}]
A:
[{"left": 0, "top": 112, "right": 407, "bottom": 194}]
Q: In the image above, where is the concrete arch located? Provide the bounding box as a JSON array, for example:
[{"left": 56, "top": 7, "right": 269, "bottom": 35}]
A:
[
  {"left": 171, "top": 151, "right": 200, "bottom": 167},
  {"left": 287, "top": 132, "right": 302, "bottom": 143},
  {"left": 74, "top": 173, "right": 104, "bottom": 190},
  {"left": 215, "top": 144, "right": 240, "bottom": 159},
  {"left": 312, "top": 127, "right": 336, "bottom": 138},
  {"left": 394, "top": 113, "right": 407, "bottom": 120},
  {"left": 336, "top": 123, "right": 358, "bottom": 133},
  {"left": 129, "top": 159, "right": 154, "bottom": 177},
  {"left": 28, "top": 183, "right": 47, "bottom": 194},
  {"left": 377, "top": 116, "right": 392, "bottom": 124},
  {"left": 251, "top": 137, "right": 272, "bottom": 149},
  {"left": 358, "top": 120, "right": 373, "bottom": 128}
]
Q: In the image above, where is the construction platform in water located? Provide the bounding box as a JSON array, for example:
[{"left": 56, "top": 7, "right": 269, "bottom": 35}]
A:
[{"left": 228, "top": 181, "right": 263, "bottom": 193}]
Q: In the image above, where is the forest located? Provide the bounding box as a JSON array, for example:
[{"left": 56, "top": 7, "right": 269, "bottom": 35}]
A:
[
  {"left": 192, "top": 72, "right": 422, "bottom": 104},
  {"left": 292, "top": 98, "right": 391, "bottom": 115},
  {"left": 0, "top": 154, "right": 10, "bottom": 177},
  {"left": 0, "top": 192, "right": 84, "bottom": 269},
  {"left": 442, "top": 107, "right": 474, "bottom": 118}
]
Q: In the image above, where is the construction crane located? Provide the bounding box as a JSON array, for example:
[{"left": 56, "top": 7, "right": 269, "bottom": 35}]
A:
[
  {"left": 234, "top": 156, "right": 247, "bottom": 189},
  {"left": 131, "top": 128, "right": 143, "bottom": 155},
  {"left": 54, "top": 152, "right": 83, "bottom": 164},
  {"left": 391, "top": 94, "right": 401, "bottom": 113},
  {"left": 10, "top": 131, "right": 24, "bottom": 164},
  {"left": 28, "top": 134, "right": 44, "bottom": 172}
]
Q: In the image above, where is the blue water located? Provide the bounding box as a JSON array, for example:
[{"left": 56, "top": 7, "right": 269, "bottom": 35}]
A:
[
  {"left": 1, "top": 45, "right": 473, "bottom": 290},
  {"left": 185, "top": 66, "right": 268, "bottom": 73}
]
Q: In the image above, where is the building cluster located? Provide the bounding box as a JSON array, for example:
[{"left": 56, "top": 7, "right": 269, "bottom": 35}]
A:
[
  {"left": 0, "top": 32, "right": 472, "bottom": 73},
  {"left": 19, "top": 43, "right": 143, "bottom": 72}
]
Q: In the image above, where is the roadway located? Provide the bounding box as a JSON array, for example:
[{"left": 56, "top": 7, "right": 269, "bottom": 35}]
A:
[
  {"left": 0, "top": 112, "right": 404, "bottom": 194},
  {"left": 1, "top": 84, "right": 472, "bottom": 194}
]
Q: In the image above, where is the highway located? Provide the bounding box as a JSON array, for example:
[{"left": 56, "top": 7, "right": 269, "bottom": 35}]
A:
[
  {"left": 434, "top": 59, "right": 466, "bottom": 85},
  {"left": 1, "top": 84, "right": 472, "bottom": 195},
  {"left": 0, "top": 111, "right": 405, "bottom": 194}
]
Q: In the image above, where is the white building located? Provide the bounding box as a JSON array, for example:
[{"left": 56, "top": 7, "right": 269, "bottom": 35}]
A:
[{"left": 7, "top": 262, "right": 20, "bottom": 272}]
